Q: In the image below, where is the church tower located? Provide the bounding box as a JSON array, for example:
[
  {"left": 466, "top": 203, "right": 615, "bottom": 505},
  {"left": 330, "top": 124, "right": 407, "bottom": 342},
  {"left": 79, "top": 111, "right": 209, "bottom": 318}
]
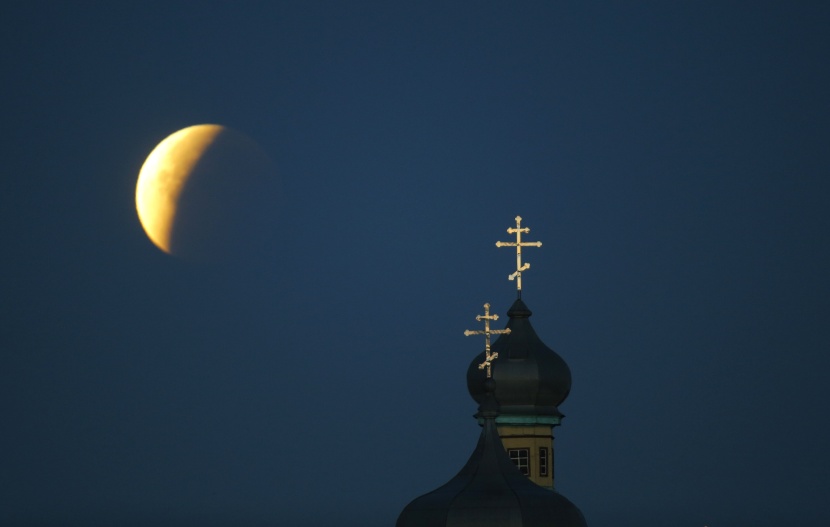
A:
[
  {"left": 396, "top": 216, "right": 587, "bottom": 526},
  {"left": 466, "top": 216, "right": 572, "bottom": 489}
]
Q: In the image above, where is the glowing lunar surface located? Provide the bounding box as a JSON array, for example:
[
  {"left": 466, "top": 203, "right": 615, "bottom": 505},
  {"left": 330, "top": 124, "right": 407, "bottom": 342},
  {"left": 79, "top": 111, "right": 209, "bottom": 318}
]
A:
[{"left": 135, "top": 124, "right": 278, "bottom": 261}]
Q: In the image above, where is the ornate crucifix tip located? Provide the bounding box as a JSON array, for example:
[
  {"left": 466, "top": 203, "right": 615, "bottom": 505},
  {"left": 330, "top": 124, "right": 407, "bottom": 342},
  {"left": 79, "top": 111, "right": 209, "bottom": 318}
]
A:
[
  {"left": 496, "top": 215, "right": 542, "bottom": 293},
  {"left": 464, "top": 302, "right": 511, "bottom": 378}
]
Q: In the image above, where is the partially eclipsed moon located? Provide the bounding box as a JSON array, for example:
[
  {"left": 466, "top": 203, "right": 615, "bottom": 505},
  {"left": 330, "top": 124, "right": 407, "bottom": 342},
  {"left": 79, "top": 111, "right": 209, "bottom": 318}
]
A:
[
  {"left": 136, "top": 125, "right": 222, "bottom": 254},
  {"left": 135, "top": 124, "right": 277, "bottom": 261}
]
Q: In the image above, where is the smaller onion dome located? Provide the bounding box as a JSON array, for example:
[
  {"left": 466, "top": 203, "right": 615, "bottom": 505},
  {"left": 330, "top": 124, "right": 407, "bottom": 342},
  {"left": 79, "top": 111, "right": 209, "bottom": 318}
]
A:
[
  {"left": 396, "top": 379, "right": 588, "bottom": 527},
  {"left": 466, "top": 298, "right": 572, "bottom": 419}
]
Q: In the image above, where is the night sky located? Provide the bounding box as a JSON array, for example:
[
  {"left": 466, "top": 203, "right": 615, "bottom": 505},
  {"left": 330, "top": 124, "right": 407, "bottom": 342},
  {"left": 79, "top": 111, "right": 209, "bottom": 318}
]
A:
[{"left": 3, "top": 3, "right": 830, "bottom": 526}]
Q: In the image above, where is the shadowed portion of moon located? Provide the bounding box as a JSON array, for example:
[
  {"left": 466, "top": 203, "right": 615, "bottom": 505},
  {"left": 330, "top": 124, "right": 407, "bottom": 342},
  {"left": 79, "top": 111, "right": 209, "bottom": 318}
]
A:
[
  {"left": 136, "top": 125, "right": 281, "bottom": 264},
  {"left": 170, "top": 127, "right": 279, "bottom": 262}
]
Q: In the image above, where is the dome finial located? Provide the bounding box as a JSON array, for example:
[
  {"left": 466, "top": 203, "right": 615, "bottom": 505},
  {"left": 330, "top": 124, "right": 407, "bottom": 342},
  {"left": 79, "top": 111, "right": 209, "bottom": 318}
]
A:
[
  {"left": 463, "top": 303, "right": 511, "bottom": 378},
  {"left": 495, "top": 215, "right": 542, "bottom": 298}
]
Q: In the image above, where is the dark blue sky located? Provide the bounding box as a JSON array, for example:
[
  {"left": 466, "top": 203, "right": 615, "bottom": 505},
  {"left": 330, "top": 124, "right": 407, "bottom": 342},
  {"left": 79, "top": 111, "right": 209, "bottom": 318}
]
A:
[{"left": 3, "top": 2, "right": 830, "bottom": 526}]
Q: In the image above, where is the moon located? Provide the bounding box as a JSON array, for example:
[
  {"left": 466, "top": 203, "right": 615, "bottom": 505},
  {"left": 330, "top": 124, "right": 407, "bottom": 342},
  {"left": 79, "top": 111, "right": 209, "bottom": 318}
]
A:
[{"left": 135, "top": 124, "right": 278, "bottom": 261}]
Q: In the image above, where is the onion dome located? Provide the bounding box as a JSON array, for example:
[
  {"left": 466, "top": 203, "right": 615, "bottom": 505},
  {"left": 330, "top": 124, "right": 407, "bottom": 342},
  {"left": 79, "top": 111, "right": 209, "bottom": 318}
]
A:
[
  {"left": 396, "top": 379, "right": 588, "bottom": 527},
  {"left": 466, "top": 298, "right": 571, "bottom": 420}
]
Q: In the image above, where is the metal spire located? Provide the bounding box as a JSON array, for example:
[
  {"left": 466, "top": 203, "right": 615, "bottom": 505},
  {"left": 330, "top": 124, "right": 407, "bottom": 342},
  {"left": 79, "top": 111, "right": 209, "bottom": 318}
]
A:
[
  {"left": 464, "top": 303, "right": 511, "bottom": 378},
  {"left": 495, "top": 215, "right": 541, "bottom": 298}
]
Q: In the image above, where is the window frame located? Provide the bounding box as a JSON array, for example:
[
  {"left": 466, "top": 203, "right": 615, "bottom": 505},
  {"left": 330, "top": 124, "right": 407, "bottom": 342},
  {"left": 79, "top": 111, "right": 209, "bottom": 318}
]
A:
[
  {"left": 507, "top": 447, "right": 530, "bottom": 476},
  {"left": 539, "top": 446, "right": 549, "bottom": 477}
]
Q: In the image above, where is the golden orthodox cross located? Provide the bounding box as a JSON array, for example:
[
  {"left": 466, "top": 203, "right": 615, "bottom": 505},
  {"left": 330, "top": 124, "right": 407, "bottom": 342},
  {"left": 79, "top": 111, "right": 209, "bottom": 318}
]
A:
[
  {"left": 464, "top": 303, "right": 511, "bottom": 378},
  {"left": 496, "top": 215, "right": 542, "bottom": 298}
]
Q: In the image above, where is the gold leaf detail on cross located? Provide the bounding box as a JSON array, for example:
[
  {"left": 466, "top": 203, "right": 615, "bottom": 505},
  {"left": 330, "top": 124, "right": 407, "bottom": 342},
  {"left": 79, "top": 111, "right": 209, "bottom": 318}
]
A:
[
  {"left": 464, "top": 303, "right": 511, "bottom": 378},
  {"left": 495, "top": 215, "right": 541, "bottom": 295}
]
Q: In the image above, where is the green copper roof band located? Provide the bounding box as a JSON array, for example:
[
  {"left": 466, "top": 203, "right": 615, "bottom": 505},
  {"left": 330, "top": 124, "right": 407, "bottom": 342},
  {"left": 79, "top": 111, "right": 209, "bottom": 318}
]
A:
[{"left": 476, "top": 415, "right": 562, "bottom": 426}]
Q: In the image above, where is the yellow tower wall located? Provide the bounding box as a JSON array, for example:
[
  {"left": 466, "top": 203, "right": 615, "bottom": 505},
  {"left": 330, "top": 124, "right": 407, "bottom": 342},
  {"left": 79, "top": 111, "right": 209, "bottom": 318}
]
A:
[{"left": 497, "top": 424, "right": 555, "bottom": 489}]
